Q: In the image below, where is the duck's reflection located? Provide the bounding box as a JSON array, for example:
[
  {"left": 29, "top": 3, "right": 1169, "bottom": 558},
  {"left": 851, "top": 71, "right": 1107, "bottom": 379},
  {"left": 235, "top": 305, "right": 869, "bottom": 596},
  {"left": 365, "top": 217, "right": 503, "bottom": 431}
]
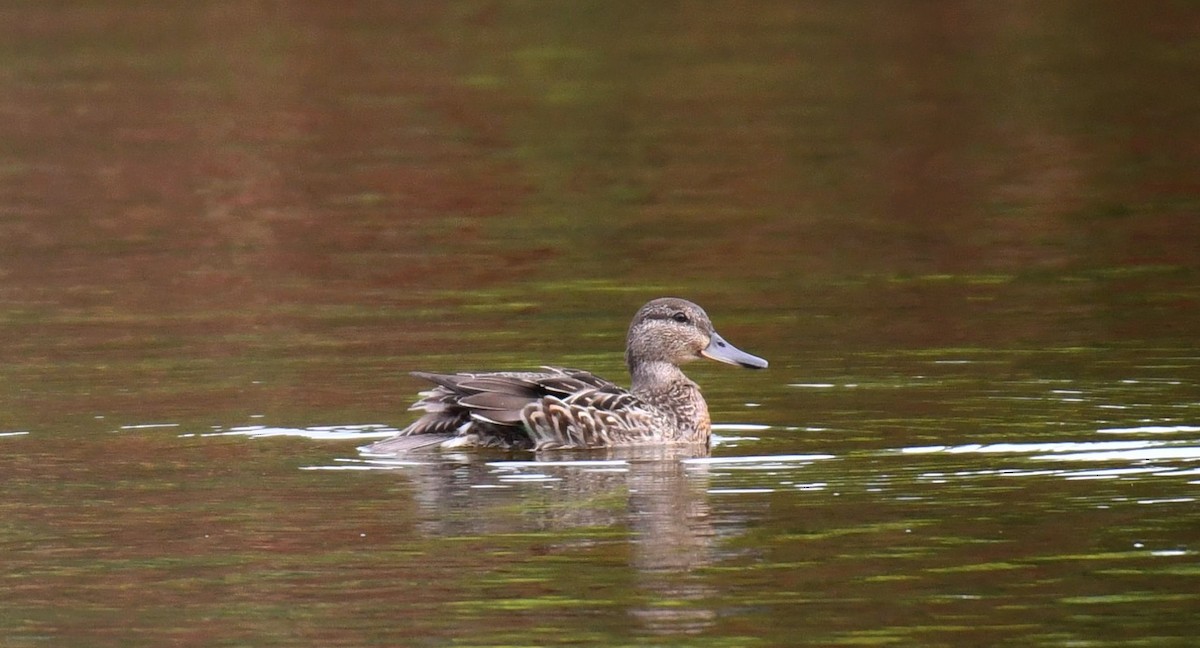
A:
[
  {"left": 619, "top": 448, "right": 720, "bottom": 634},
  {"left": 392, "top": 445, "right": 724, "bottom": 635}
]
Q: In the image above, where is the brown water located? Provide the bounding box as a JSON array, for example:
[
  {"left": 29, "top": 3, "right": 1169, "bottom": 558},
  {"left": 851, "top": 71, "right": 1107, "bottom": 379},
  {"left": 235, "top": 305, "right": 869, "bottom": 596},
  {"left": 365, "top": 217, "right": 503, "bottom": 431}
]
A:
[{"left": 2, "top": 2, "right": 1199, "bottom": 646}]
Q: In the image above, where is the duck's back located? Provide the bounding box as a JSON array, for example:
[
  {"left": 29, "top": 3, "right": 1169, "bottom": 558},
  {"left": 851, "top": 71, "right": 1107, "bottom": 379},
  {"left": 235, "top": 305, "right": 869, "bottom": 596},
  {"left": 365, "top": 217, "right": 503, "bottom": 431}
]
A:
[{"left": 360, "top": 367, "right": 661, "bottom": 453}]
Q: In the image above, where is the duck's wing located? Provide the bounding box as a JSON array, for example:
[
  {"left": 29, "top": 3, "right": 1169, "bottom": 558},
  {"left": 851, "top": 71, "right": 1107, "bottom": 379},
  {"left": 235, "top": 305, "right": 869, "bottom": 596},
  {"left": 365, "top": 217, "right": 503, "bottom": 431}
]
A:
[
  {"left": 432, "top": 367, "right": 633, "bottom": 421},
  {"left": 360, "top": 367, "right": 638, "bottom": 453}
]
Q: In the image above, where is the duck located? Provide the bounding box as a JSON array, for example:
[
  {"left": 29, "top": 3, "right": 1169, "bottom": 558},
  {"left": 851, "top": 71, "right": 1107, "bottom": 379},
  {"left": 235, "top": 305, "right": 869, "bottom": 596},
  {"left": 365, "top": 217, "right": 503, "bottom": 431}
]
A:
[{"left": 359, "top": 297, "right": 768, "bottom": 453}]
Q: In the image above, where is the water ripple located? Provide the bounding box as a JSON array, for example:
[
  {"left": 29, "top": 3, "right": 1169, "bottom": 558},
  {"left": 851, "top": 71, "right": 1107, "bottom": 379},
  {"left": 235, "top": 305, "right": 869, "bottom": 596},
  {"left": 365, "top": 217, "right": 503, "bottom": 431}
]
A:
[{"left": 187, "top": 423, "right": 400, "bottom": 441}]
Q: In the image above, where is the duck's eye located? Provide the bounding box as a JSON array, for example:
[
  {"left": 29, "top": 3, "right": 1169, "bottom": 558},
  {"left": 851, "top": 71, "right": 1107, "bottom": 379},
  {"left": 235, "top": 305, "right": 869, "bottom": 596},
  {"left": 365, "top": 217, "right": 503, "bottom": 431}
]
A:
[{"left": 671, "top": 312, "right": 689, "bottom": 324}]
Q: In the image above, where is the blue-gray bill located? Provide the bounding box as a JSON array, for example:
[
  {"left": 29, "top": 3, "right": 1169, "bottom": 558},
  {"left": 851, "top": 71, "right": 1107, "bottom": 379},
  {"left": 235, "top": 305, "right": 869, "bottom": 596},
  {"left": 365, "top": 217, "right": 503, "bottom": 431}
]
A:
[{"left": 701, "top": 331, "right": 769, "bottom": 369}]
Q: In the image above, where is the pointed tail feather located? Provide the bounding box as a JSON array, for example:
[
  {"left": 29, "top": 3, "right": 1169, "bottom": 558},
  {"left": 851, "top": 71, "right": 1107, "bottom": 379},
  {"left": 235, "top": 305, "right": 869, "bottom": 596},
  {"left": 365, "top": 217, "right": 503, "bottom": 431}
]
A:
[{"left": 359, "top": 434, "right": 454, "bottom": 454}]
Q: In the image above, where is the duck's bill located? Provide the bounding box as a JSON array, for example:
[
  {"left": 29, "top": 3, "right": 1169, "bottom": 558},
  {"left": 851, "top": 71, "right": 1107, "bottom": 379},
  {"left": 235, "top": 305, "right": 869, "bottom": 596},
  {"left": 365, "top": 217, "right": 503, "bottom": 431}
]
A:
[{"left": 701, "top": 331, "right": 769, "bottom": 369}]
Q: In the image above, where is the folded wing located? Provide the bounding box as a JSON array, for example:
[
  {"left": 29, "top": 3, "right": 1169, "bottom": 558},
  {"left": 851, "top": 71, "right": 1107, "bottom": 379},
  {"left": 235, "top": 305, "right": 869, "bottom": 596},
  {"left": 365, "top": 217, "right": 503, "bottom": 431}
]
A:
[{"left": 361, "top": 367, "right": 651, "bottom": 453}]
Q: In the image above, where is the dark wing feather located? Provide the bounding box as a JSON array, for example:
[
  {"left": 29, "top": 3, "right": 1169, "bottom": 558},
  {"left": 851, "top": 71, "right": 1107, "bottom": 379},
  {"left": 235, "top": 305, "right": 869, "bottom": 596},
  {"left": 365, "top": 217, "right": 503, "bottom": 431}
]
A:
[
  {"left": 457, "top": 391, "right": 534, "bottom": 424},
  {"left": 537, "top": 377, "right": 592, "bottom": 396},
  {"left": 457, "top": 377, "right": 543, "bottom": 400},
  {"left": 410, "top": 371, "right": 472, "bottom": 392},
  {"left": 545, "top": 367, "right": 616, "bottom": 390}
]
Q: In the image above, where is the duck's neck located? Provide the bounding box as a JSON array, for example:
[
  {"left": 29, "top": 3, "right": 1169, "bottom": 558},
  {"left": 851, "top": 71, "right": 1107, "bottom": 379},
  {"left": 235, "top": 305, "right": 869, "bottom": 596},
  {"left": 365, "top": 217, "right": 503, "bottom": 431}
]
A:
[{"left": 629, "top": 361, "right": 711, "bottom": 443}]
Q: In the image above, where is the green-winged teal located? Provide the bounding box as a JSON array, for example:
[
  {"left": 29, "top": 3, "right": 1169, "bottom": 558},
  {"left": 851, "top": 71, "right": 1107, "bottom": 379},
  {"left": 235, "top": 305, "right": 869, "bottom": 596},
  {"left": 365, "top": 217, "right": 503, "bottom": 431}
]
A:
[{"left": 360, "top": 297, "right": 768, "bottom": 453}]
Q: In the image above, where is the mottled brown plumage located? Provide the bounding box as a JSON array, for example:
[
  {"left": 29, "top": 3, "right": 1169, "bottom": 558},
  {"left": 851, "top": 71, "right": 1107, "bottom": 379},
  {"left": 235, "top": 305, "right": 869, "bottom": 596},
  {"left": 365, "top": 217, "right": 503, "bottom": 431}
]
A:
[{"left": 360, "top": 298, "right": 767, "bottom": 453}]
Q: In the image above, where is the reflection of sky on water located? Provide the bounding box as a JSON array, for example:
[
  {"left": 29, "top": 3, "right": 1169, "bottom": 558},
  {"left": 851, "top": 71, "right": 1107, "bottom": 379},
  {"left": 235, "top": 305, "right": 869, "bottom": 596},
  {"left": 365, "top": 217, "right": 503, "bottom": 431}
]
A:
[{"left": 903, "top": 424, "right": 1200, "bottom": 485}]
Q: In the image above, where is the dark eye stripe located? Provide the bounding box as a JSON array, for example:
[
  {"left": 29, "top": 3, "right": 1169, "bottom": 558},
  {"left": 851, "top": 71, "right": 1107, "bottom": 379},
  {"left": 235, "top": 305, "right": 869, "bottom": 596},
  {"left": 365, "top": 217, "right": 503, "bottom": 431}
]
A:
[{"left": 643, "top": 310, "right": 694, "bottom": 324}]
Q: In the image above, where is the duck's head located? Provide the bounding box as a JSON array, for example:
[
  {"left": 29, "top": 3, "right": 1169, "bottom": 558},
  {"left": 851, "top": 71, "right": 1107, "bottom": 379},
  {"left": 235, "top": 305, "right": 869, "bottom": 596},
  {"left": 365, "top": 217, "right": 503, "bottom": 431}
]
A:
[{"left": 625, "top": 297, "right": 769, "bottom": 371}]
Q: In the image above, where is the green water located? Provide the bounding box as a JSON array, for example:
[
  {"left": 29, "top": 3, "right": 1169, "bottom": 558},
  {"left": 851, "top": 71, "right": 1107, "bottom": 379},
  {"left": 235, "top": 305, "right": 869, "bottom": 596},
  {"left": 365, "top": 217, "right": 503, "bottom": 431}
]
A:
[{"left": 2, "top": 2, "right": 1198, "bottom": 646}]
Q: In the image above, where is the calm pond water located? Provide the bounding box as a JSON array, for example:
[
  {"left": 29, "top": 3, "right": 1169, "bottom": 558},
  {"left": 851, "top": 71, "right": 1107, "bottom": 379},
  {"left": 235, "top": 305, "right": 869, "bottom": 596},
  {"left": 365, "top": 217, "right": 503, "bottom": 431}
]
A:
[{"left": 2, "top": 2, "right": 1199, "bottom": 646}]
